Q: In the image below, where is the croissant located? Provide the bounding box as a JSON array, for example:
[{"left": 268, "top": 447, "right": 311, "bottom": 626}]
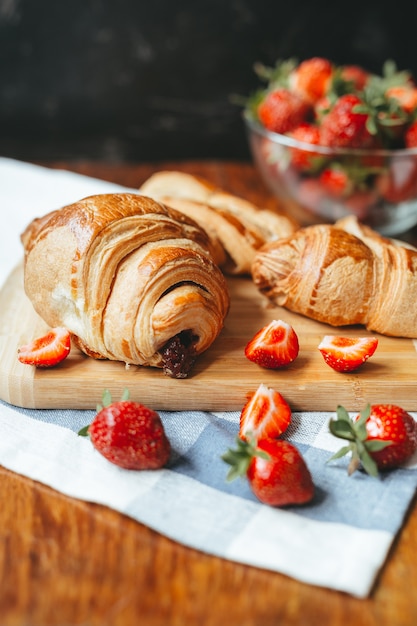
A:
[
  {"left": 21, "top": 193, "right": 230, "bottom": 377},
  {"left": 251, "top": 215, "right": 417, "bottom": 338},
  {"left": 139, "top": 170, "right": 297, "bottom": 275}
]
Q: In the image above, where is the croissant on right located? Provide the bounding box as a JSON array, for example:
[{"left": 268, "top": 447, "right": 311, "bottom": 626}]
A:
[{"left": 251, "top": 216, "right": 417, "bottom": 338}]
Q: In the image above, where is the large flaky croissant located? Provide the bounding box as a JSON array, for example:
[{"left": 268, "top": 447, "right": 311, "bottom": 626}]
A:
[
  {"left": 251, "top": 215, "right": 417, "bottom": 338},
  {"left": 21, "top": 193, "right": 230, "bottom": 377},
  {"left": 140, "top": 171, "right": 297, "bottom": 275}
]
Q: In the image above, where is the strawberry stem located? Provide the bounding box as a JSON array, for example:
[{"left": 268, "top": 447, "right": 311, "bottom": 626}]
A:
[
  {"left": 327, "top": 404, "right": 392, "bottom": 478},
  {"left": 222, "top": 434, "right": 269, "bottom": 481}
]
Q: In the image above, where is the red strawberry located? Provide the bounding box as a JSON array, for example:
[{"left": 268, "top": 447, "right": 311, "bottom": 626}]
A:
[
  {"left": 319, "top": 165, "right": 353, "bottom": 197},
  {"left": 319, "top": 94, "right": 375, "bottom": 149},
  {"left": 239, "top": 383, "right": 291, "bottom": 441},
  {"left": 318, "top": 335, "right": 378, "bottom": 372},
  {"left": 405, "top": 119, "right": 417, "bottom": 148},
  {"left": 258, "top": 88, "right": 311, "bottom": 134},
  {"left": 79, "top": 390, "right": 171, "bottom": 470},
  {"left": 17, "top": 327, "right": 71, "bottom": 367},
  {"left": 287, "top": 122, "right": 322, "bottom": 170},
  {"left": 222, "top": 436, "right": 314, "bottom": 507},
  {"left": 339, "top": 64, "right": 370, "bottom": 91},
  {"left": 245, "top": 319, "right": 299, "bottom": 369},
  {"left": 314, "top": 95, "right": 332, "bottom": 122},
  {"left": 290, "top": 56, "right": 333, "bottom": 104},
  {"left": 329, "top": 404, "right": 417, "bottom": 476},
  {"left": 386, "top": 85, "right": 417, "bottom": 114}
]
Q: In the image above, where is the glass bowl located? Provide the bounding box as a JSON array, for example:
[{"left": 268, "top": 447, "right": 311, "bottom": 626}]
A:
[{"left": 245, "top": 114, "right": 417, "bottom": 236}]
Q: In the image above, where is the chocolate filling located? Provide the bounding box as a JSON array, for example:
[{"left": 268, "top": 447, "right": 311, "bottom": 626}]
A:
[{"left": 160, "top": 329, "right": 198, "bottom": 378}]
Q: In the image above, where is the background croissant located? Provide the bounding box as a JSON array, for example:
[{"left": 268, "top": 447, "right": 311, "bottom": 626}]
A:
[
  {"left": 140, "top": 170, "right": 297, "bottom": 275},
  {"left": 251, "top": 216, "right": 417, "bottom": 338},
  {"left": 21, "top": 193, "right": 230, "bottom": 377}
]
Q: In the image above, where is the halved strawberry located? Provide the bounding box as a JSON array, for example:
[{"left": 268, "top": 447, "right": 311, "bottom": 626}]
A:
[
  {"left": 239, "top": 383, "right": 291, "bottom": 441},
  {"left": 318, "top": 335, "right": 378, "bottom": 372},
  {"left": 245, "top": 319, "right": 299, "bottom": 369},
  {"left": 18, "top": 327, "right": 71, "bottom": 367}
]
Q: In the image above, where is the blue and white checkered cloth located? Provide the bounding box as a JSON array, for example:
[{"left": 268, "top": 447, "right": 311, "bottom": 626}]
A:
[
  {"left": 1, "top": 399, "right": 416, "bottom": 598},
  {"left": 0, "top": 158, "right": 416, "bottom": 598}
]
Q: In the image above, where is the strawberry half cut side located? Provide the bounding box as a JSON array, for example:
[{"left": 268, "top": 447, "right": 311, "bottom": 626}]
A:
[
  {"left": 318, "top": 335, "right": 378, "bottom": 372},
  {"left": 239, "top": 383, "right": 292, "bottom": 442},
  {"left": 245, "top": 319, "right": 299, "bottom": 369},
  {"left": 17, "top": 327, "right": 71, "bottom": 367}
]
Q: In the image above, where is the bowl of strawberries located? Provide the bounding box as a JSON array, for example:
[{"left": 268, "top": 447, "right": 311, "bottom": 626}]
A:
[{"left": 244, "top": 56, "right": 417, "bottom": 235}]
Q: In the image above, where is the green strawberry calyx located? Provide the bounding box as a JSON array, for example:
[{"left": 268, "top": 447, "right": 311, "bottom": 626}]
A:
[
  {"left": 221, "top": 434, "right": 270, "bottom": 481},
  {"left": 328, "top": 404, "right": 392, "bottom": 478}
]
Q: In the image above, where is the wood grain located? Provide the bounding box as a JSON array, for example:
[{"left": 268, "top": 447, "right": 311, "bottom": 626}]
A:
[
  {"left": 2, "top": 240, "right": 417, "bottom": 413},
  {"left": 1, "top": 161, "right": 417, "bottom": 626}
]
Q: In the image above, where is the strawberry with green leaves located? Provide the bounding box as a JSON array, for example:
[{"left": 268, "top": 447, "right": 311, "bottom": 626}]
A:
[
  {"left": 328, "top": 404, "right": 417, "bottom": 476},
  {"left": 239, "top": 383, "right": 291, "bottom": 442},
  {"left": 222, "top": 435, "right": 314, "bottom": 507},
  {"left": 319, "top": 94, "right": 376, "bottom": 149},
  {"left": 79, "top": 390, "right": 171, "bottom": 470}
]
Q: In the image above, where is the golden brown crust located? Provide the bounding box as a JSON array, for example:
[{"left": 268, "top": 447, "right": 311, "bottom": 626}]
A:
[
  {"left": 21, "top": 193, "right": 230, "bottom": 375},
  {"left": 252, "top": 218, "right": 417, "bottom": 338},
  {"left": 139, "top": 171, "right": 298, "bottom": 275}
]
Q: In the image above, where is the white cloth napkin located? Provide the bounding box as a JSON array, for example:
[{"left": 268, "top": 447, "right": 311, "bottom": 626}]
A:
[{"left": 0, "top": 157, "right": 416, "bottom": 598}]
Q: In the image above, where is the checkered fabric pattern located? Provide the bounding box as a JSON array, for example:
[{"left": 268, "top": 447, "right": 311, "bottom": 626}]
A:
[{"left": 1, "top": 399, "right": 416, "bottom": 597}]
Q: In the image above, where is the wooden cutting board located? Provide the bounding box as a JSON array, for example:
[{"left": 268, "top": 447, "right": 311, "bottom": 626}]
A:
[{"left": 1, "top": 262, "right": 417, "bottom": 412}]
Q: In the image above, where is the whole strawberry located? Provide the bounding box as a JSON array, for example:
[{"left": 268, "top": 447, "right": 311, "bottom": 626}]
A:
[
  {"left": 79, "top": 390, "right": 171, "bottom": 470},
  {"left": 289, "top": 56, "right": 334, "bottom": 104},
  {"left": 222, "top": 436, "right": 314, "bottom": 507},
  {"left": 258, "top": 88, "right": 311, "bottom": 135},
  {"left": 319, "top": 93, "right": 375, "bottom": 149},
  {"left": 329, "top": 404, "right": 417, "bottom": 476}
]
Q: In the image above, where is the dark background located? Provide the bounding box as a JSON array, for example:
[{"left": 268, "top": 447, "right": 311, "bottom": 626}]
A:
[{"left": 0, "top": 0, "right": 416, "bottom": 163}]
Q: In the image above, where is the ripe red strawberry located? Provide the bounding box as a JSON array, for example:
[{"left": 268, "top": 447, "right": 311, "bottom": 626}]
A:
[
  {"left": 79, "top": 390, "right": 171, "bottom": 470},
  {"left": 222, "top": 436, "right": 314, "bottom": 507},
  {"left": 329, "top": 404, "right": 417, "bottom": 476},
  {"left": 386, "top": 85, "right": 417, "bottom": 114},
  {"left": 245, "top": 319, "right": 299, "bottom": 369},
  {"left": 17, "top": 327, "right": 71, "bottom": 367},
  {"left": 239, "top": 383, "right": 291, "bottom": 441},
  {"left": 318, "top": 335, "right": 378, "bottom": 372},
  {"left": 340, "top": 64, "right": 370, "bottom": 91},
  {"left": 405, "top": 119, "right": 417, "bottom": 148},
  {"left": 287, "top": 122, "right": 321, "bottom": 170},
  {"left": 319, "top": 165, "right": 353, "bottom": 197},
  {"left": 257, "top": 88, "right": 311, "bottom": 134},
  {"left": 319, "top": 94, "right": 375, "bottom": 148},
  {"left": 290, "top": 56, "right": 333, "bottom": 104}
]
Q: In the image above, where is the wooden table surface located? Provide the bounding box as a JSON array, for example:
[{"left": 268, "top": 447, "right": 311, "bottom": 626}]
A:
[{"left": 1, "top": 160, "right": 417, "bottom": 626}]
